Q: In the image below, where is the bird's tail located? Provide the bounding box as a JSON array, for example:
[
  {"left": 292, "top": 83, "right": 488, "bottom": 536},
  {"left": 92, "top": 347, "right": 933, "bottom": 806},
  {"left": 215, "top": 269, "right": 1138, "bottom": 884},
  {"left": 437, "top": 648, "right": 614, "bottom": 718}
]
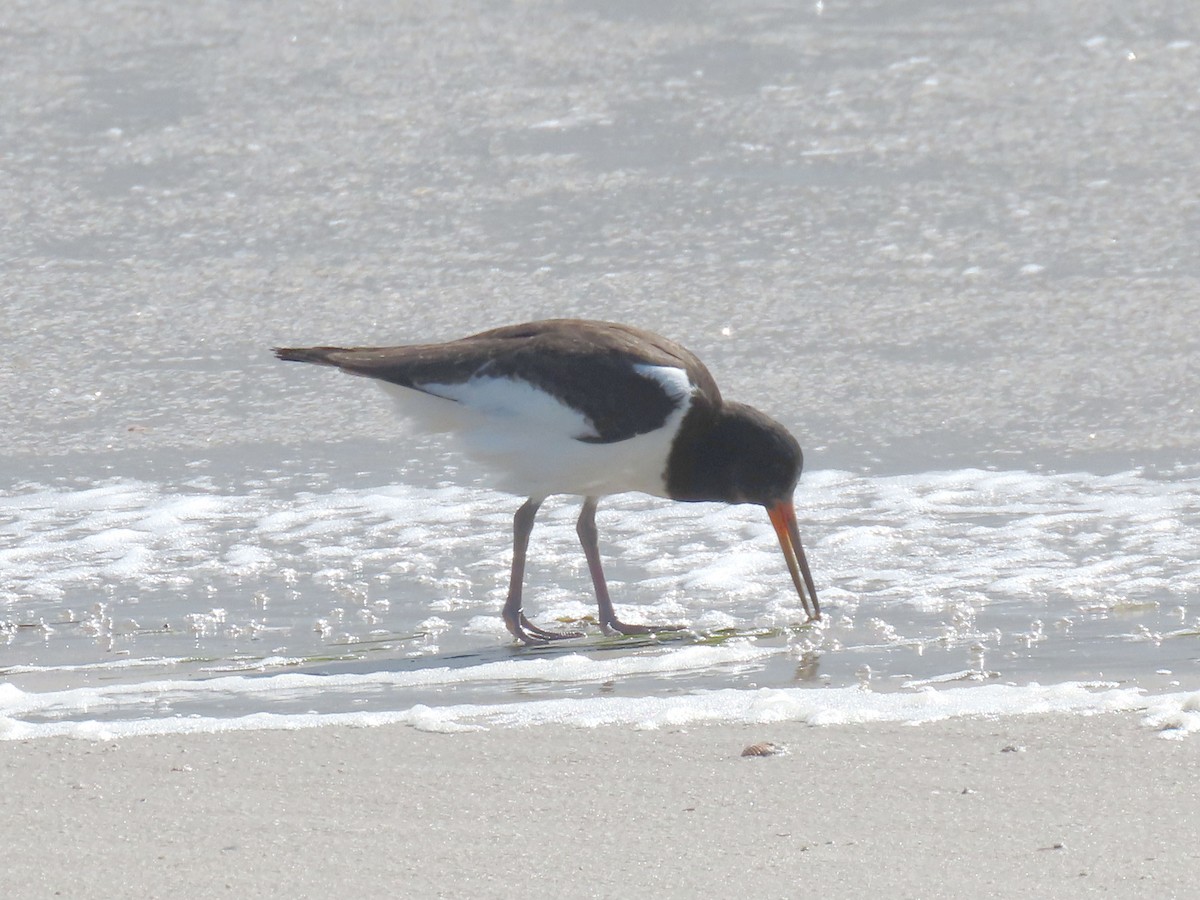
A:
[{"left": 272, "top": 346, "right": 346, "bottom": 366}]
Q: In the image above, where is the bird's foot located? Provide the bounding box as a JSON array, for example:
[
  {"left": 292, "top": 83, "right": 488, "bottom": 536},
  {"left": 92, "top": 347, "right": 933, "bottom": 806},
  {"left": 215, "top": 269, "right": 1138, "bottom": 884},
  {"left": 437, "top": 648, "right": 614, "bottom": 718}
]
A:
[
  {"left": 507, "top": 612, "right": 585, "bottom": 646},
  {"left": 600, "top": 619, "right": 686, "bottom": 638}
]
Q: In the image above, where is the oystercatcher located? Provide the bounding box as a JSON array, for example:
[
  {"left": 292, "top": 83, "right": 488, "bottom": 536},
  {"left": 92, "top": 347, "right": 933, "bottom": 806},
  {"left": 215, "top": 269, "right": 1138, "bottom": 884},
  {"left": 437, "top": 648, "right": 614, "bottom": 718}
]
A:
[{"left": 274, "top": 319, "right": 819, "bottom": 644}]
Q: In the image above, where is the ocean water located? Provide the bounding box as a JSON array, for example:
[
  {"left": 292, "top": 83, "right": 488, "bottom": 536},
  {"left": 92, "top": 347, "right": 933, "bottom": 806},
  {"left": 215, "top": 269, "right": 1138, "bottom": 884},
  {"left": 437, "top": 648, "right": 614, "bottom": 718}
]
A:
[
  {"left": 2, "top": 451, "right": 1198, "bottom": 736},
  {"left": 2, "top": 1, "right": 1199, "bottom": 737}
]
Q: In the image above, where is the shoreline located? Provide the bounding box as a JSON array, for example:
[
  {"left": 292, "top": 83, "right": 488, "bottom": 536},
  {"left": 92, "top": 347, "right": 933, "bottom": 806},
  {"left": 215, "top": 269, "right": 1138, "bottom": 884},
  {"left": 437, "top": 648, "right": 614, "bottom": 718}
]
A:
[{"left": 4, "top": 674, "right": 1199, "bottom": 741}]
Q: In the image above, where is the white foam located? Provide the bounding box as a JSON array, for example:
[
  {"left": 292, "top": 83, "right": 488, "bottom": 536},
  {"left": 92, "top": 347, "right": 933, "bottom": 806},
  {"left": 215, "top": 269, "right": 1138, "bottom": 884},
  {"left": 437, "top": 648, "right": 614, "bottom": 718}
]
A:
[
  {"left": 0, "top": 642, "right": 776, "bottom": 720},
  {"left": 2, "top": 466, "right": 1198, "bottom": 731},
  {"left": 0, "top": 678, "right": 1187, "bottom": 742},
  {"left": 1142, "top": 692, "right": 1200, "bottom": 739},
  {"left": 8, "top": 467, "right": 1194, "bottom": 615}
]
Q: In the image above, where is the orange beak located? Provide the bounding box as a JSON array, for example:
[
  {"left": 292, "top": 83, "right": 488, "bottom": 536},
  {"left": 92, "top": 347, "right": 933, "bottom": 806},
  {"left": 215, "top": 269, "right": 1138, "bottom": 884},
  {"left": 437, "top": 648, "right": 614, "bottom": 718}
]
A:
[{"left": 767, "top": 499, "right": 820, "bottom": 621}]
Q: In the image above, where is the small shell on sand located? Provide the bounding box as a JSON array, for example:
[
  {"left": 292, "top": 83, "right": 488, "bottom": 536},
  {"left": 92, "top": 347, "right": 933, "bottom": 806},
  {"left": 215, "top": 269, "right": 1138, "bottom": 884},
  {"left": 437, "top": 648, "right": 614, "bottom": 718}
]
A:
[{"left": 741, "top": 741, "right": 784, "bottom": 758}]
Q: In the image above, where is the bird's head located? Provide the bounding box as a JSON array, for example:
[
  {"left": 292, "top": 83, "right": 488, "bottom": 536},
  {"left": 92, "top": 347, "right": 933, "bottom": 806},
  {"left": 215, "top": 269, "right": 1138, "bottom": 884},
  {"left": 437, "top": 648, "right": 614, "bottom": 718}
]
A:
[{"left": 667, "top": 402, "right": 820, "bottom": 619}]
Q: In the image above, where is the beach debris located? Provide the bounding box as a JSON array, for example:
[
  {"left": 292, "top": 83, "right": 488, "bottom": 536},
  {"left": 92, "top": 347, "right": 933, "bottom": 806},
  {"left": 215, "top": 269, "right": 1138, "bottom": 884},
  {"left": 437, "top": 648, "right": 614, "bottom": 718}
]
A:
[{"left": 741, "top": 741, "right": 785, "bottom": 757}]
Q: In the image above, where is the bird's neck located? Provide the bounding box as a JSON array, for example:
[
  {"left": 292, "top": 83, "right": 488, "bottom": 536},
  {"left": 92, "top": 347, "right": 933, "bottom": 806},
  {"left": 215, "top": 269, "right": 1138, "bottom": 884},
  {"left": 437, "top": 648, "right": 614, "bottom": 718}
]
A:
[{"left": 664, "top": 402, "right": 745, "bottom": 503}]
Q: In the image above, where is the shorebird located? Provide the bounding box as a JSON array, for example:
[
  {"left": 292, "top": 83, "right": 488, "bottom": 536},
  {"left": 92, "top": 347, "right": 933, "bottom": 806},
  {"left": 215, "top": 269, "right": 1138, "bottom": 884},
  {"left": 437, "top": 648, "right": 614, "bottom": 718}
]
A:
[{"left": 274, "top": 319, "right": 819, "bottom": 645}]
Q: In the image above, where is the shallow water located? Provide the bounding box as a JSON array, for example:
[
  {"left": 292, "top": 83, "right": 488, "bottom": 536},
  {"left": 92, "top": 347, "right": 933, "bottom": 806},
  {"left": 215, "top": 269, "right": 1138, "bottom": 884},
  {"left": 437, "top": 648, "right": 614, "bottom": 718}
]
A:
[
  {"left": 2, "top": 1, "right": 1199, "bottom": 734},
  {"left": 2, "top": 450, "right": 1197, "bottom": 728}
]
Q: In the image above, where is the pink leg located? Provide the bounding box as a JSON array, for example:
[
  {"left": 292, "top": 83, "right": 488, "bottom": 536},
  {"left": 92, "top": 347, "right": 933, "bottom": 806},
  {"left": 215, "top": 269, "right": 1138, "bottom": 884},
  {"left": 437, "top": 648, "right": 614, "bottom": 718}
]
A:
[
  {"left": 576, "top": 497, "right": 682, "bottom": 636},
  {"left": 502, "top": 498, "right": 583, "bottom": 645}
]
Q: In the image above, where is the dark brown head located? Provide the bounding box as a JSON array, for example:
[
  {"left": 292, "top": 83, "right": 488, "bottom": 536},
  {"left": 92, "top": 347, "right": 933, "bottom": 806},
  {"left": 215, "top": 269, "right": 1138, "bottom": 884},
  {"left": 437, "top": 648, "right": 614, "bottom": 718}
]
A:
[{"left": 666, "top": 402, "right": 819, "bottom": 619}]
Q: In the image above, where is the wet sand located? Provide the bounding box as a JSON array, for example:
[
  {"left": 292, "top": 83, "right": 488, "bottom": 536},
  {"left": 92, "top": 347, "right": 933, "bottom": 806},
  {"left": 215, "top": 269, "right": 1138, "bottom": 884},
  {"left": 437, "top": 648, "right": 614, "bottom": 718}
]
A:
[{"left": 3, "top": 713, "right": 1196, "bottom": 898}]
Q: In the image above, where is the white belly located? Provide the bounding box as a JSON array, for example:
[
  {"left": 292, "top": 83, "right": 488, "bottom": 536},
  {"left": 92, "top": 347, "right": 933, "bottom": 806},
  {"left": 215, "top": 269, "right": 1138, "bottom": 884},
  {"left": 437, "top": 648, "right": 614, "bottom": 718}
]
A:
[{"left": 376, "top": 369, "right": 691, "bottom": 499}]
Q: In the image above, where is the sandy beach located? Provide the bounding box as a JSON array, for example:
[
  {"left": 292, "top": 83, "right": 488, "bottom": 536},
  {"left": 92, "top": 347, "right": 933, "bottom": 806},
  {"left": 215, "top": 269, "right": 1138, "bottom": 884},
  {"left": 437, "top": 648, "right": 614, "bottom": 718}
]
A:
[{"left": 3, "top": 712, "right": 1196, "bottom": 898}]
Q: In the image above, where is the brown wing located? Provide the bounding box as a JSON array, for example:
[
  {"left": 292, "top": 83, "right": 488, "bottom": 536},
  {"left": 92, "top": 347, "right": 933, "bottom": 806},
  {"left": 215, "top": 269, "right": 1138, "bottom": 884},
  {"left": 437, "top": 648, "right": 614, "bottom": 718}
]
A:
[{"left": 274, "top": 319, "right": 723, "bottom": 444}]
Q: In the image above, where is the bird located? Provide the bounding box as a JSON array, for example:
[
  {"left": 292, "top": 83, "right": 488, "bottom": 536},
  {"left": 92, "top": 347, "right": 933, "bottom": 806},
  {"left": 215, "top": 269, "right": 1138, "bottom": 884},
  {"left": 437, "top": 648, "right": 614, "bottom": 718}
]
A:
[{"left": 274, "top": 319, "right": 819, "bottom": 645}]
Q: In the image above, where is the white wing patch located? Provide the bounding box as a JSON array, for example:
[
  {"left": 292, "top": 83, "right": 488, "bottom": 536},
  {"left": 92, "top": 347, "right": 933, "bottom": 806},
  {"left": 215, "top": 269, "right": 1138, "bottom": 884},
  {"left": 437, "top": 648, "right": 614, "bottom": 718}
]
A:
[
  {"left": 633, "top": 364, "right": 694, "bottom": 406},
  {"left": 417, "top": 375, "right": 600, "bottom": 440}
]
